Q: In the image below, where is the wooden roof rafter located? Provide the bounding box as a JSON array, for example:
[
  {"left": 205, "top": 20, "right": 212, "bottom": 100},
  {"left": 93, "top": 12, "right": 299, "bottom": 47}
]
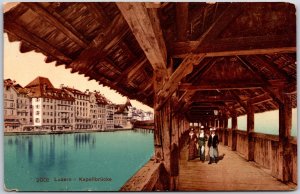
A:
[
  {"left": 25, "top": 2, "right": 89, "bottom": 48},
  {"left": 4, "top": 19, "right": 72, "bottom": 64},
  {"left": 68, "top": 13, "right": 129, "bottom": 73},
  {"left": 236, "top": 56, "right": 284, "bottom": 105},
  {"left": 155, "top": 3, "right": 244, "bottom": 110},
  {"left": 230, "top": 91, "right": 248, "bottom": 112},
  {"left": 172, "top": 35, "right": 296, "bottom": 58},
  {"left": 175, "top": 2, "right": 189, "bottom": 41},
  {"left": 116, "top": 2, "right": 168, "bottom": 73}
]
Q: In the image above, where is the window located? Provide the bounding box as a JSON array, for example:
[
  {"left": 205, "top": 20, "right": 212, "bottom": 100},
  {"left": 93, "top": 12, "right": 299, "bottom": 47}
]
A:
[
  {"left": 36, "top": 105, "right": 39, "bottom": 109},
  {"left": 35, "top": 118, "right": 40, "bottom": 123},
  {"left": 4, "top": 94, "right": 7, "bottom": 99},
  {"left": 10, "top": 94, "right": 13, "bottom": 99},
  {"left": 36, "top": 111, "right": 40, "bottom": 115},
  {"left": 36, "top": 98, "right": 39, "bottom": 102}
]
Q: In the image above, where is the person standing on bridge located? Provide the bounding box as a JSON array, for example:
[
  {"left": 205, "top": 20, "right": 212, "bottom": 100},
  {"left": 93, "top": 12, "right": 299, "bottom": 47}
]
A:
[
  {"left": 198, "top": 128, "right": 207, "bottom": 162},
  {"left": 208, "top": 128, "right": 219, "bottom": 164},
  {"left": 188, "top": 128, "right": 197, "bottom": 160}
]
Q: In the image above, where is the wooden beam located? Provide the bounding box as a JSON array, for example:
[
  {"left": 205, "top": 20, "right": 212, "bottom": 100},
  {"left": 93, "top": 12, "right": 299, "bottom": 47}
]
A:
[
  {"left": 194, "top": 3, "right": 245, "bottom": 53},
  {"left": 192, "top": 96, "right": 235, "bottom": 103},
  {"left": 284, "top": 82, "right": 296, "bottom": 94},
  {"left": 237, "top": 56, "right": 284, "bottom": 105},
  {"left": 26, "top": 2, "right": 88, "bottom": 48},
  {"left": 69, "top": 14, "right": 128, "bottom": 72},
  {"left": 172, "top": 35, "right": 296, "bottom": 58},
  {"left": 278, "top": 93, "right": 292, "bottom": 182},
  {"left": 145, "top": 2, "right": 162, "bottom": 8},
  {"left": 156, "top": 4, "right": 244, "bottom": 110},
  {"left": 251, "top": 55, "right": 290, "bottom": 81},
  {"left": 249, "top": 93, "right": 272, "bottom": 105},
  {"left": 178, "top": 82, "right": 263, "bottom": 91},
  {"left": 4, "top": 20, "right": 72, "bottom": 64},
  {"left": 85, "top": 3, "right": 109, "bottom": 26},
  {"left": 247, "top": 102, "right": 255, "bottom": 161},
  {"left": 230, "top": 91, "right": 248, "bottom": 111},
  {"left": 115, "top": 57, "right": 147, "bottom": 84},
  {"left": 176, "top": 3, "right": 189, "bottom": 41},
  {"left": 156, "top": 53, "right": 206, "bottom": 109},
  {"left": 116, "top": 3, "right": 168, "bottom": 72}
]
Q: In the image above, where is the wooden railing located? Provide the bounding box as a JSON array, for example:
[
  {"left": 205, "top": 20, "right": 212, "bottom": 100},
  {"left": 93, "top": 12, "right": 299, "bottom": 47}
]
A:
[
  {"left": 120, "top": 159, "right": 162, "bottom": 191},
  {"left": 290, "top": 137, "right": 297, "bottom": 184},
  {"left": 120, "top": 130, "right": 190, "bottom": 191},
  {"left": 221, "top": 128, "right": 297, "bottom": 184},
  {"left": 236, "top": 130, "right": 248, "bottom": 157}
]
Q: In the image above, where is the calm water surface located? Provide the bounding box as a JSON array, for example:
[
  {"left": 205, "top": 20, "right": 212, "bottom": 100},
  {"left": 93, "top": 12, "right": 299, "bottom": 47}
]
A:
[{"left": 4, "top": 129, "right": 154, "bottom": 191}]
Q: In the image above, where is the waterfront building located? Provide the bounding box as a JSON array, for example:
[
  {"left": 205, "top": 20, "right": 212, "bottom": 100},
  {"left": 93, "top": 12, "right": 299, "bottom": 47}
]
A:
[
  {"left": 14, "top": 84, "right": 33, "bottom": 130},
  {"left": 114, "top": 99, "right": 132, "bottom": 128},
  {"left": 25, "top": 77, "right": 75, "bottom": 131},
  {"left": 144, "top": 111, "right": 154, "bottom": 121},
  {"left": 4, "top": 77, "right": 150, "bottom": 131},
  {"left": 4, "top": 79, "right": 20, "bottom": 132},
  {"left": 89, "top": 92, "right": 97, "bottom": 130},
  {"left": 95, "top": 92, "right": 108, "bottom": 131},
  {"left": 63, "top": 87, "right": 91, "bottom": 130},
  {"left": 106, "top": 104, "right": 115, "bottom": 129}
]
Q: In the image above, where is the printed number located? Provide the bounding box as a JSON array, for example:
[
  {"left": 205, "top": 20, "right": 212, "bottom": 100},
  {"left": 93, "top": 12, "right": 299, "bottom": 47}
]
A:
[{"left": 36, "top": 177, "right": 49, "bottom": 182}]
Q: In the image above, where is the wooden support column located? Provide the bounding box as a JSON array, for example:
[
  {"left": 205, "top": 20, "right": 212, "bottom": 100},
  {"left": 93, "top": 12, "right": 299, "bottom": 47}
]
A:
[
  {"left": 154, "top": 98, "right": 172, "bottom": 190},
  {"left": 223, "top": 117, "right": 228, "bottom": 146},
  {"left": 278, "top": 93, "right": 292, "bottom": 182},
  {"left": 231, "top": 114, "right": 237, "bottom": 151},
  {"left": 170, "top": 104, "right": 179, "bottom": 191},
  {"left": 247, "top": 102, "right": 255, "bottom": 161}
]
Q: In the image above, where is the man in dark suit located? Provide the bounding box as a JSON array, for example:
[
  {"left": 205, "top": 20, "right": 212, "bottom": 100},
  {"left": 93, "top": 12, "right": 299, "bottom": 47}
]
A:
[{"left": 208, "top": 128, "right": 219, "bottom": 164}]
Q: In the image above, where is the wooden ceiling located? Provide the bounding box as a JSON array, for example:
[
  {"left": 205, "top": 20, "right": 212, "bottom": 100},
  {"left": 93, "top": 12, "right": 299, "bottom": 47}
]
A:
[{"left": 4, "top": 2, "right": 296, "bottom": 121}]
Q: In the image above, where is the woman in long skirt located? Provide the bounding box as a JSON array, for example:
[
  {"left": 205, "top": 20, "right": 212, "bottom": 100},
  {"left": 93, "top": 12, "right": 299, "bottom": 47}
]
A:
[
  {"left": 188, "top": 128, "right": 197, "bottom": 160},
  {"left": 198, "top": 129, "right": 207, "bottom": 162}
]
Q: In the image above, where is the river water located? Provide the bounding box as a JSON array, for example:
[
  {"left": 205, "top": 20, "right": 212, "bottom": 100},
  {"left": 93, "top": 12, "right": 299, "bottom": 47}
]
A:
[{"left": 4, "top": 129, "right": 154, "bottom": 191}]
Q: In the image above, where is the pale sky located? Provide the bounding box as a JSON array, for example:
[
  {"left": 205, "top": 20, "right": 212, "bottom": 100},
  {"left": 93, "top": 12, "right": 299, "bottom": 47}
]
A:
[{"left": 3, "top": 33, "right": 153, "bottom": 112}]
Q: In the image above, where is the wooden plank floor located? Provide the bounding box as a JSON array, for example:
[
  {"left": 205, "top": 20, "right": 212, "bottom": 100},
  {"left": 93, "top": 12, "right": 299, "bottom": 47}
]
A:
[{"left": 178, "top": 144, "right": 295, "bottom": 191}]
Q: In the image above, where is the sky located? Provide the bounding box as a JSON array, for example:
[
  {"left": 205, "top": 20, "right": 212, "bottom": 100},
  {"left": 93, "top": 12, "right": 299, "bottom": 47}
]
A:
[{"left": 3, "top": 33, "right": 153, "bottom": 112}]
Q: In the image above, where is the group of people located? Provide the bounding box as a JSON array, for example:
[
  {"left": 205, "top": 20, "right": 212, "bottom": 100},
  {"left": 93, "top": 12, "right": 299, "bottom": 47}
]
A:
[{"left": 188, "top": 127, "right": 219, "bottom": 164}]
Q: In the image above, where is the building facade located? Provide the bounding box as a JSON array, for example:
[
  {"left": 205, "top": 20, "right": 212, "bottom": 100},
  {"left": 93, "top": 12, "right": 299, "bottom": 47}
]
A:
[
  {"left": 4, "top": 77, "right": 152, "bottom": 132},
  {"left": 63, "top": 87, "right": 91, "bottom": 130},
  {"left": 4, "top": 79, "right": 20, "bottom": 132}
]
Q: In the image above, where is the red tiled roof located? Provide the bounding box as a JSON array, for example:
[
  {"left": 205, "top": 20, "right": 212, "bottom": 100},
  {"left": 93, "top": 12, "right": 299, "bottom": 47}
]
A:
[
  {"left": 94, "top": 92, "right": 109, "bottom": 105},
  {"left": 63, "top": 87, "right": 89, "bottom": 96},
  {"left": 25, "top": 77, "right": 74, "bottom": 100},
  {"left": 115, "top": 104, "right": 129, "bottom": 114}
]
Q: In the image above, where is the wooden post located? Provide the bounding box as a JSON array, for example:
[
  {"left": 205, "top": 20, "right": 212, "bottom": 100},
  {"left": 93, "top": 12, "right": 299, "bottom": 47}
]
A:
[
  {"left": 278, "top": 93, "right": 292, "bottom": 182},
  {"left": 170, "top": 105, "right": 179, "bottom": 191},
  {"left": 223, "top": 117, "right": 228, "bottom": 146},
  {"left": 231, "top": 114, "right": 237, "bottom": 151},
  {"left": 247, "top": 102, "right": 254, "bottom": 161}
]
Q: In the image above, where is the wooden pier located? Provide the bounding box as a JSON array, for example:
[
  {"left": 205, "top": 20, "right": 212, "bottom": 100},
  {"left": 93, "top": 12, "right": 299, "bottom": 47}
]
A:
[{"left": 4, "top": 2, "right": 297, "bottom": 191}]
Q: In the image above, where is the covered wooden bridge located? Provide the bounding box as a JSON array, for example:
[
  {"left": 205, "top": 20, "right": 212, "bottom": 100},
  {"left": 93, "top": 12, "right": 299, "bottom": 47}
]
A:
[{"left": 4, "top": 2, "right": 297, "bottom": 191}]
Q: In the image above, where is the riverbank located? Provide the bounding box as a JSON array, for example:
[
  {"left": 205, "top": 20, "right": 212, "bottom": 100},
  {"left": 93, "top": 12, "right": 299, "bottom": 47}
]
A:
[{"left": 4, "top": 128, "right": 134, "bottom": 136}]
